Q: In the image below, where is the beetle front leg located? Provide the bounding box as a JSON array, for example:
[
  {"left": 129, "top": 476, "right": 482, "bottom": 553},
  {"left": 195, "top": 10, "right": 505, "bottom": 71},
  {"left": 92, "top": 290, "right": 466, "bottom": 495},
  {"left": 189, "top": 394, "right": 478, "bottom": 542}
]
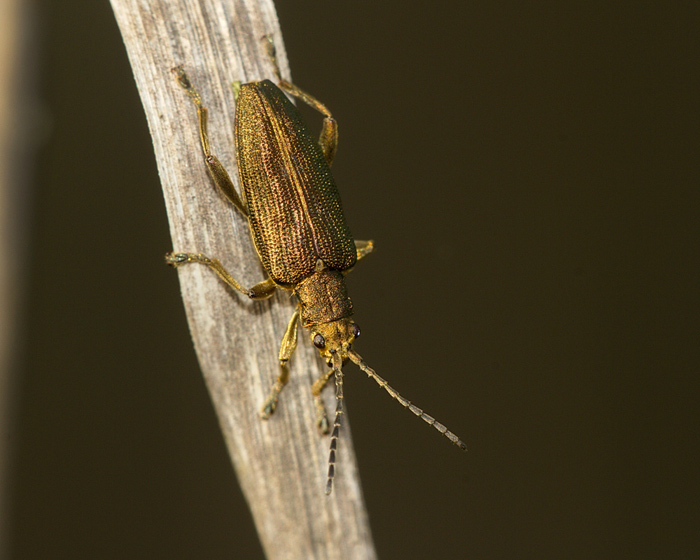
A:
[
  {"left": 172, "top": 66, "right": 248, "bottom": 215},
  {"left": 261, "top": 309, "right": 300, "bottom": 420},
  {"left": 311, "top": 369, "right": 334, "bottom": 434},
  {"left": 165, "top": 252, "right": 277, "bottom": 299}
]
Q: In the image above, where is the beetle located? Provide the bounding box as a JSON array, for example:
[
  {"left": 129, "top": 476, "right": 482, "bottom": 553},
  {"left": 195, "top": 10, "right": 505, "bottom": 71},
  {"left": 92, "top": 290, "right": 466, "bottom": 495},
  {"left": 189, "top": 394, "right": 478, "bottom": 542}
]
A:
[{"left": 167, "top": 39, "right": 466, "bottom": 494}]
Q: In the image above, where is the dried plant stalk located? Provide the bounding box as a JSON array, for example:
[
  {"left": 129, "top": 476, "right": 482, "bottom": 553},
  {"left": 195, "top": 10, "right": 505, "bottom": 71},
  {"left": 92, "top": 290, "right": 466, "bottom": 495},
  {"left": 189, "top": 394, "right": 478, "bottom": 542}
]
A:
[{"left": 109, "top": 1, "right": 377, "bottom": 559}]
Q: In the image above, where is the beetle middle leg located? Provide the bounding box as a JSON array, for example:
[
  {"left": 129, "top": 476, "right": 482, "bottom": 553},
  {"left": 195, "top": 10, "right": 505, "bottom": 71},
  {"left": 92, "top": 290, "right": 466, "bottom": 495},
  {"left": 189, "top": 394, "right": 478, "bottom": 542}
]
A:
[
  {"left": 354, "top": 240, "right": 375, "bottom": 261},
  {"left": 172, "top": 65, "right": 247, "bottom": 215},
  {"left": 342, "top": 240, "right": 375, "bottom": 277},
  {"left": 165, "top": 252, "right": 277, "bottom": 299}
]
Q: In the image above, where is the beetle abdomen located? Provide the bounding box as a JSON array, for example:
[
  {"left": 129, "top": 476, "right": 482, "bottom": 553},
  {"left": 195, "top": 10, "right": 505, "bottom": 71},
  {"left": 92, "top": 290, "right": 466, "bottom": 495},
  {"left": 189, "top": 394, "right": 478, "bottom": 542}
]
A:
[{"left": 235, "top": 80, "right": 356, "bottom": 285}]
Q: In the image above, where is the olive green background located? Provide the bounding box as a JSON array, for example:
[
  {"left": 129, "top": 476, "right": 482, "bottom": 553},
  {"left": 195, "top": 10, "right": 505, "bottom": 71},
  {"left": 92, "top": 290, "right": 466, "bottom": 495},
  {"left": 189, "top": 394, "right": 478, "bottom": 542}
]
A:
[{"left": 7, "top": 1, "right": 698, "bottom": 559}]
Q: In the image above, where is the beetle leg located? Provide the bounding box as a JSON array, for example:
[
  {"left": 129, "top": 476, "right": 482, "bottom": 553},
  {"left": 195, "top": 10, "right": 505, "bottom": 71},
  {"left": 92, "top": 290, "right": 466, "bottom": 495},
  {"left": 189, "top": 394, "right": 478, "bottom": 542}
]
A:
[
  {"left": 263, "top": 37, "right": 338, "bottom": 165},
  {"left": 172, "top": 66, "right": 248, "bottom": 216},
  {"left": 165, "top": 252, "right": 276, "bottom": 300},
  {"left": 354, "top": 240, "right": 375, "bottom": 262},
  {"left": 317, "top": 117, "right": 338, "bottom": 167},
  {"left": 342, "top": 240, "right": 376, "bottom": 277},
  {"left": 261, "top": 309, "right": 300, "bottom": 420},
  {"left": 311, "top": 369, "right": 334, "bottom": 434},
  {"left": 232, "top": 80, "right": 241, "bottom": 100},
  {"left": 276, "top": 79, "right": 337, "bottom": 165}
]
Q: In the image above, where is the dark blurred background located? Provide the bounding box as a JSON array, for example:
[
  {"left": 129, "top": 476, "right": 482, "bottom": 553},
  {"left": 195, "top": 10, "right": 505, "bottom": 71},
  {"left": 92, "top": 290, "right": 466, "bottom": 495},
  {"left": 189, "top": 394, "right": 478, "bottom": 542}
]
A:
[{"left": 4, "top": 1, "right": 698, "bottom": 559}]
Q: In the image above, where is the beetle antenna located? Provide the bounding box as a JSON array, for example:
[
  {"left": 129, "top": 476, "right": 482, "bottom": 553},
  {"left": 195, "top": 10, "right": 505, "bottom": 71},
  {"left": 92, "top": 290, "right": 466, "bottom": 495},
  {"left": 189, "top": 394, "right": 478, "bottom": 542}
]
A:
[
  {"left": 325, "top": 352, "right": 344, "bottom": 495},
  {"left": 347, "top": 350, "right": 467, "bottom": 451}
]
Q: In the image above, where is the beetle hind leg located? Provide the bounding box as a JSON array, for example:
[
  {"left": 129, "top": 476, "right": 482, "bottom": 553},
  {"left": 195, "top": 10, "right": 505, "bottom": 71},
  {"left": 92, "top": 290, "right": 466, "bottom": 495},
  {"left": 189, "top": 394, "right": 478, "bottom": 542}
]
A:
[
  {"left": 263, "top": 37, "right": 338, "bottom": 166},
  {"left": 172, "top": 66, "right": 248, "bottom": 215}
]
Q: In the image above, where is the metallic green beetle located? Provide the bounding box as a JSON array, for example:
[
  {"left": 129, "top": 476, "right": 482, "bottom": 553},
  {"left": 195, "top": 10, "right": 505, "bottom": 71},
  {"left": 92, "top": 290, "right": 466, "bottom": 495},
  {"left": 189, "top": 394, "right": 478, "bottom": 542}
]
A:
[{"left": 167, "top": 41, "right": 466, "bottom": 494}]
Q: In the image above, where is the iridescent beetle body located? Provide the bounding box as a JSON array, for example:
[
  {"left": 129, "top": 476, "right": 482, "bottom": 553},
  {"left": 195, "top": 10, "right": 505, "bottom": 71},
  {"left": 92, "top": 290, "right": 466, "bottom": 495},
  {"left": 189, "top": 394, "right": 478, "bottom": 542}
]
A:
[
  {"left": 167, "top": 41, "right": 466, "bottom": 494},
  {"left": 236, "top": 80, "right": 357, "bottom": 285}
]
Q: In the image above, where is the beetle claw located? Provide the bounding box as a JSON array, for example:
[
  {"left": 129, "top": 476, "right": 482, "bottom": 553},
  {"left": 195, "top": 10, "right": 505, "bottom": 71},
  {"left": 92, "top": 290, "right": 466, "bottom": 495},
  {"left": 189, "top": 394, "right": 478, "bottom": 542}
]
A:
[
  {"left": 164, "top": 252, "right": 189, "bottom": 267},
  {"left": 261, "top": 400, "right": 276, "bottom": 420},
  {"left": 317, "top": 414, "right": 330, "bottom": 434}
]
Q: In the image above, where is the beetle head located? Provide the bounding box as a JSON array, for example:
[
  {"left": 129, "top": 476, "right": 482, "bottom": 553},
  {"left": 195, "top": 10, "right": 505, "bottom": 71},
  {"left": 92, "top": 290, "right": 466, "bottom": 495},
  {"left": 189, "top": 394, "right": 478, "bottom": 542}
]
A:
[{"left": 309, "top": 318, "right": 361, "bottom": 365}]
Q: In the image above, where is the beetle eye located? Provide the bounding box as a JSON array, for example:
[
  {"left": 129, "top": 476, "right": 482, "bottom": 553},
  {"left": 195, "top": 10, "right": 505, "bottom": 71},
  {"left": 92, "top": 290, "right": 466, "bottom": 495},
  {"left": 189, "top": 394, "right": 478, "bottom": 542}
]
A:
[
  {"left": 313, "top": 333, "right": 326, "bottom": 349},
  {"left": 350, "top": 323, "right": 360, "bottom": 338}
]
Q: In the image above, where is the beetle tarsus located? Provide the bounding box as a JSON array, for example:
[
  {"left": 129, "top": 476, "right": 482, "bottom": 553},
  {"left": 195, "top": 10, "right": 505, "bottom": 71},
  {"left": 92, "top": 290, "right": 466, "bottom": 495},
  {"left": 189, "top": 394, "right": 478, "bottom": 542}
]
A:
[
  {"left": 164, "top": 252, "right": 191, "bottom": 267},
  {"left": 260, "top": 400, "right": 276, "bottom": 420},
  {"left": 314, "top": 396, "right": 330, "bottom": 434}
]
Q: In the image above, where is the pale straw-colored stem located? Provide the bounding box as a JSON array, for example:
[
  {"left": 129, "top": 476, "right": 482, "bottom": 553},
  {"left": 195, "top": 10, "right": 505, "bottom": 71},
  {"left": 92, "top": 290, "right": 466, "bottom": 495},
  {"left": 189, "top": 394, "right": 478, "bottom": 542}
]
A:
[{"left": 109, "top": 1, "right": 376, "bottom": 559}]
